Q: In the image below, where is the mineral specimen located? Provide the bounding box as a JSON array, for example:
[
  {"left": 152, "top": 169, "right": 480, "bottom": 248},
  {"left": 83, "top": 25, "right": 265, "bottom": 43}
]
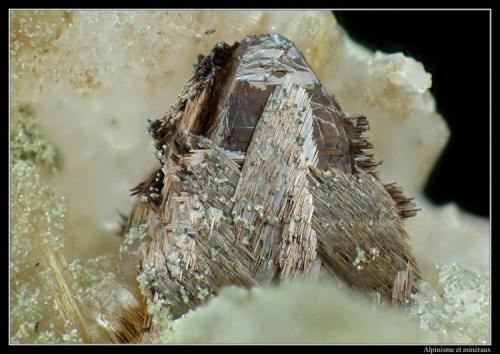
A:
[
  {"left": 125, "top": 34, "right": 420, "bottom": 328},
  {"left": 9, "top": 11, "right": 449, "bottom": 262},
  {"left": 10, "top": 10, "right": 488, "bottom": 345}
]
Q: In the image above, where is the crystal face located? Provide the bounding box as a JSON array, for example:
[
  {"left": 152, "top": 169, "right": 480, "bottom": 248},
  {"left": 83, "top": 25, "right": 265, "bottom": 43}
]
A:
[
  {"left": 206, "top": 34, "right": 352, "bottom": 171},
  {"left": 10, "top": 10, "right": 488, "bottom": 344},
  {"left": 129, "top": 34, "right": 420, "bottom": 320}
]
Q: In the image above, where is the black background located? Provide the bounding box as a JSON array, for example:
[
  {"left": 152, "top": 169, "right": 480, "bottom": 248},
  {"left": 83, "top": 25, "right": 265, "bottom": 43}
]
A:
[{"left": 334, "top": 10, "right": 490, "bottom": 217}]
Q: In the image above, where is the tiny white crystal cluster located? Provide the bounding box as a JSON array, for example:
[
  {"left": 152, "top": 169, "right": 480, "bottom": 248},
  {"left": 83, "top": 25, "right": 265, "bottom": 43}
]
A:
[
  {"left": 10, "top": 161, "right": 81, "bottom": 344},
  {"left": 9, "top": 105, "right": 141, "bottom": 343},
  {"left": 408, "top": 264, "right": 490, "bottom": 344},
  {"left": 10, "top": 10, "right": 489, "bottom": 344},
  {"left": 10, "top": 106, "right": 78, "bottom": 344}
]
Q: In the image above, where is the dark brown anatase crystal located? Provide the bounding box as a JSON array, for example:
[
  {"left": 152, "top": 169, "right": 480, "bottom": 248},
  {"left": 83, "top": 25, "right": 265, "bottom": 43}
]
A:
[{"left": 125, "top": 34, "right": 420, "bottom": 325}]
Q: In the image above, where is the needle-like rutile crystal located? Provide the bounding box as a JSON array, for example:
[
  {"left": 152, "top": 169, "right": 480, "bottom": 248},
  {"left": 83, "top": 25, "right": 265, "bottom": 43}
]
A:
[{"left": 125, "top": 34, "right": 420, "bottom": 324}]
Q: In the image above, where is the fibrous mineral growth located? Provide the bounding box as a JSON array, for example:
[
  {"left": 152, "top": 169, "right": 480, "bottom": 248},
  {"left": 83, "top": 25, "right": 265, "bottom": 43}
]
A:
[
  {"left": 127, "top": 34, "right": 420, "bottom": 325},
  {"left": 10, "top": 10, "right": 489, "bottom": 344}
]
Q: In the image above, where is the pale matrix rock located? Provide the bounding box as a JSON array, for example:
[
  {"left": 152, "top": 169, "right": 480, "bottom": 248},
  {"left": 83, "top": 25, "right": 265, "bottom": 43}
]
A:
[
  {"left": 161, "top": 280, "right": 435, "bottom": 344},
  {"left": 10, "top": 10, "right": 489, "bottom": 344},
  {"left": 408, "top": 198, "right": 490, "bottom": 280},
  {"left": 158, "top": 264, "right": 489, "bottom": 344}
]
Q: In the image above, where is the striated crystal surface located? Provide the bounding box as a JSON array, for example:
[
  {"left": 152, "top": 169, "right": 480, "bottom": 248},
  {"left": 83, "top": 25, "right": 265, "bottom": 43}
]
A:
[
  {"left": 206, "top": 33, "right": 352, "bottom": 170},
  {"left": 129, "top": 34, "right": 420, "bottom": 320},
  {"left": 9, "top": 11, "right": 450, "bottom": 260},
  {"left": 9, "top": 10, "right": 488, "bottom": 344}
]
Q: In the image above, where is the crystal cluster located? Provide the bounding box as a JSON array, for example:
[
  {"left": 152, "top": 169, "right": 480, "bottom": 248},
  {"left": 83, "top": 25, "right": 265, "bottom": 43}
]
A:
[
  {"left": 407, "top": 264, "right": 490, "bottom": 344},
  {"left": 9, "top": 10, "right": 449, "bottom": 260},
  {"left": 124, "top": 33, "right": 420, "bottom": 321},
  {"left": 9, "top": 10, "right": 489, "bottom": 344}
]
